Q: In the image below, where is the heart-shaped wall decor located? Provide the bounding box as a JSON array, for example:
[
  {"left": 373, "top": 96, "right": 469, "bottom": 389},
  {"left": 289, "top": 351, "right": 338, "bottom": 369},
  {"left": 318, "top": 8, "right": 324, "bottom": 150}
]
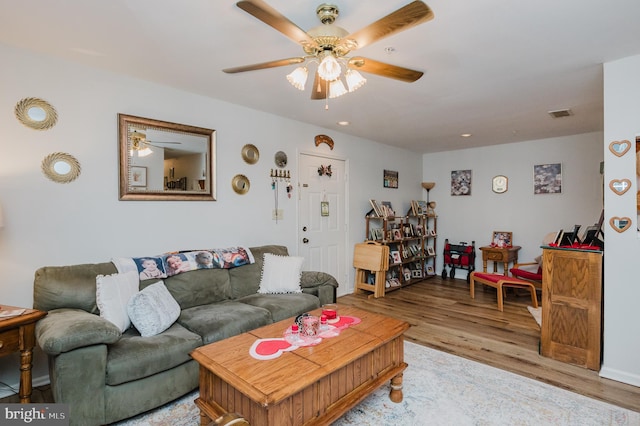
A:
[
  {"left": 609, "top": 140, "right": 631, "bottom": 157},
  {"left": 609, "top": 179, "right": 632, "bottom": 195},
  {"left": 609, "top": 216, "right": 632, "bottom": 233}
]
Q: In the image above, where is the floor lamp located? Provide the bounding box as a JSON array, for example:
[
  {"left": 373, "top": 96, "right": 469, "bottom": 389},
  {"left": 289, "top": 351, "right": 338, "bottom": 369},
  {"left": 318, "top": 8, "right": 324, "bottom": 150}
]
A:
[{"left": 421, "top": 182, "right": 436, "bottom": 214}]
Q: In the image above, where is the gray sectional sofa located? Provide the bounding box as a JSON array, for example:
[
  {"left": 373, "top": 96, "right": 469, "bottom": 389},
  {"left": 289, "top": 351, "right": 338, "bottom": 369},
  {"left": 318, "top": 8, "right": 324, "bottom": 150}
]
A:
[{"left": 33, "top": 245, "right": 338, "bottom": 425}]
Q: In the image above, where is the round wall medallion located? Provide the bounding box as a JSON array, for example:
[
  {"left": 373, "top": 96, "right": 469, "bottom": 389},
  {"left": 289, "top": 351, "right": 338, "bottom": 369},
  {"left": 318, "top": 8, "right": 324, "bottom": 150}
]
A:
[
  {"left": 231, "top": 174, "right": 250, "bottom": 194},
  {"left": 41, "top": 152, "right": 81, "bottom": 183},
  {"left": 241, "top": 144, "right": 260, "bottom": 164},
  {"left": 15, "top": 97, "right": 58, "bottom": 130},
  {"left": 275, "top": 151, "right": 288, "bottom": 168}
]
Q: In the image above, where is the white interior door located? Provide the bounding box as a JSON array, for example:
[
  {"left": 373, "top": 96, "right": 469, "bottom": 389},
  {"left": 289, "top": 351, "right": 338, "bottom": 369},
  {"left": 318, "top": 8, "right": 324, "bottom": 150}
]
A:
[{"left": 298, "top": 153, "right": 348, "bottom": 291}]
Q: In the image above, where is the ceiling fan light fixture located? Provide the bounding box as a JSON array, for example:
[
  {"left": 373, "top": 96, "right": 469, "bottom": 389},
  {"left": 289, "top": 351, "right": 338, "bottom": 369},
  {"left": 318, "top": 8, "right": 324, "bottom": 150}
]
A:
[
  {"left": 317, "top": 52, "right": 341, "bottom": 81},
  {"left": 328, "top": 79, "right": 348, "bottom": 99},
  {"left": 286, "top": 66, "right": 308, "bottom": 90},
  {"left": 345, "top": 69, "right": 366, "bottom": 92}
]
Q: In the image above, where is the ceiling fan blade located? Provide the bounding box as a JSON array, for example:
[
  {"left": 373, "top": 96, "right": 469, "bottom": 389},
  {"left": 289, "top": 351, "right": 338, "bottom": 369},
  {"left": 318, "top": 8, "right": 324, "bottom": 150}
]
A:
[
  {"left": 310, "top": 71, "right": 327, "bottom": 100},
  {"left": 236, "top": 0, "right": 318, "bottom": 50},
  {"left": 223, "top": 57, "right": 305, "bottom": 73},
  {"left": 339, "top": 1, "right": 434, "bottom": 51},
  {"left": 348, "top": 57, "right": 424, "bottom": 82}
]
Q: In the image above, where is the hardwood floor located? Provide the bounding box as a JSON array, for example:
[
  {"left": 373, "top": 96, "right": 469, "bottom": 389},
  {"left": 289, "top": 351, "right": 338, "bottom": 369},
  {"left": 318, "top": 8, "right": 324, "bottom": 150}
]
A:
[{"left": 339, "top": 276, "right": 640, "bottom": 413}]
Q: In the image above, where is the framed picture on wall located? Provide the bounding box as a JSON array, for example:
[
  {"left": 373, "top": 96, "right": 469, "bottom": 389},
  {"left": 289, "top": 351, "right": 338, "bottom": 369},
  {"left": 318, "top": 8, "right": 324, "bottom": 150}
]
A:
[
  {"left": 533, "top": 163, "right": 562, "bottom": 194},
  {"left": 383, "top": 170, "right": 399, "bottom": 188},
  {"left": 129, "top": 166, "right": 147, "bottom": 187},
  {"left": 451, "top": 169, "right": 472, "bottom": 195}
]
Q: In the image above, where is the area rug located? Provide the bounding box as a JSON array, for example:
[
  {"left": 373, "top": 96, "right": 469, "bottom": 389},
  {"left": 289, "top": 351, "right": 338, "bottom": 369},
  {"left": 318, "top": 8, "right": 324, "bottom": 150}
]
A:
[
  {"left": 113, "top": 341, "right": 639, "bottom": 426},
  {"left": 528, "top": 305, "right": 542, "bottom": 327}
]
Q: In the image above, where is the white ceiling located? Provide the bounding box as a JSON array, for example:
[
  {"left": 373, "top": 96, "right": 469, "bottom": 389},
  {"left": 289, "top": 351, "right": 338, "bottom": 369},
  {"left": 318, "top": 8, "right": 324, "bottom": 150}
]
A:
[{"left": 2, "top": 0, "right": 640, "bottom": 153}]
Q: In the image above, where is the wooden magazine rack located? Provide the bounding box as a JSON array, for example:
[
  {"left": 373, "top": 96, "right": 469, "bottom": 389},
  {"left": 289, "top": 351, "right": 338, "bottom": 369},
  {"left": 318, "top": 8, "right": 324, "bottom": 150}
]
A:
[{"left": 353, "top": 241, "right": 390, "bottom": 298}]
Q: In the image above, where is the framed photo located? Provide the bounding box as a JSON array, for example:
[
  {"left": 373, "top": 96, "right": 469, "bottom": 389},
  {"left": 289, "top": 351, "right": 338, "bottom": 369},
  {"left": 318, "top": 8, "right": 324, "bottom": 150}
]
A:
[
  {"left": 451, "top": 169, "right": 472, "bottom": 196},
  {"left": 492, "top": 231, "right": 513, "bottom": 247},
  {"left": 320, "top": 201, "right": 329, "bottom": 217},
  {"left": 369, "top": 199, "right": 382, "bottom": 217},
  {"left": 428, "top": 228, "right": 436, "bottom": 236},
  {"left": 391, "top": 251, "right": 402, "bottom": 264},
  {"left": 534, "top": 163, "right": 562, "bottom": 194},
  {"left": 426, "top": 265, "right": 435, "bottom": 275},
  {"left": 380, "top": 201, "right": 395, "bottom": 217},
  {"left": 383, "top": 170, "right": 398, "bottom": 188},
  {"left": 412, "top": 270, "right": 423, "bottom": 278},
  {"left": 129, "top": 166, "right": 147, "bottom": 187},
  {"left": 426, "top": 246, "right": 435, "bottom": 256}
]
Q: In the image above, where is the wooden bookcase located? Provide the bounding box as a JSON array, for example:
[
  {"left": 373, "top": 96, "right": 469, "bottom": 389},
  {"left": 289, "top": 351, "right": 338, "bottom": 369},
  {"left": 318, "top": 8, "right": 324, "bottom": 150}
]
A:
[{"left": 364, "top": 212, "right": 436, "bottom": 293}]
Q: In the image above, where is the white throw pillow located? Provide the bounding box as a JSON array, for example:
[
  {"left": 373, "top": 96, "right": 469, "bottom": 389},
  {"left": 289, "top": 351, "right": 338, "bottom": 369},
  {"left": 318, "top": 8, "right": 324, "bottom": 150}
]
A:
[
  {"left": 96, "top": 271, "right": 140, "bottom": 332},
  {"left": 127, "top": 281, "right": 181, "bottom": 337},
  {"left": 257, "top": 253, "right": 304, "bottom": 294}
]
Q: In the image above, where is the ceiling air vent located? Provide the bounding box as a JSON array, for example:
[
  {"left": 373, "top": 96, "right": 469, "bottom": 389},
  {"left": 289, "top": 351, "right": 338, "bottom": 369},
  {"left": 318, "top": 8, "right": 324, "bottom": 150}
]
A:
[{"left": 548, "top": 109, "right": 573, "bottom": 118}]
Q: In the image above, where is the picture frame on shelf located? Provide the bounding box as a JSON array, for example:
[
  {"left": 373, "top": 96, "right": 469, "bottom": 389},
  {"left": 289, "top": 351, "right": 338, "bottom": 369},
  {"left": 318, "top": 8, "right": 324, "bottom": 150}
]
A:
[
  {"left": 426, "top": 265, "right": 435, "bottom": 275},
  {"left": 492, "top": 231, "right": 513, "bottom": 247},
  {"left": 428, "top": 228, "right": 436, "bottom": 236},
  {"left": 393, "top": 229, "right": 402, "bottom": 240},
  {"left": 412, "top": 269, "right": 423, "bottom": 278},
  {"left": 426, "top": 246, "right": 435, "bottom": 256},
  {"left": 369, "top": 199, "right": 382, "bottom": 217},
  {"left": 380, "top": 201, "right": 395, "bottom": 217},
  {"left": 391, "top": 251, "right": 402, "bottom": 264}
]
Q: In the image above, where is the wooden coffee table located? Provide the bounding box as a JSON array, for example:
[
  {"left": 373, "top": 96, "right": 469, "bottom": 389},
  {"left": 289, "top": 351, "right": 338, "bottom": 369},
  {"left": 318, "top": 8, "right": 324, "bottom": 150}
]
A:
[{"left": 191, "top": 306, "right": 409, "bottom": 425}]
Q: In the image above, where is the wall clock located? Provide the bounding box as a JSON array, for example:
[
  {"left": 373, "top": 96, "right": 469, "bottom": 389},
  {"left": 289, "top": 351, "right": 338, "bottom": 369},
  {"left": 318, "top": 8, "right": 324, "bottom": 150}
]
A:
[{"left": 492, "top": 175, "right": 508, "bottom": 193}]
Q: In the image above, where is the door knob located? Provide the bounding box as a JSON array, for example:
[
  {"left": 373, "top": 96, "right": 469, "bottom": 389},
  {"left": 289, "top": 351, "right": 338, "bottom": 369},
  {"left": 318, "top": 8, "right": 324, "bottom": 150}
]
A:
[{"left": 302, "top": 238, "right": 309, "bottom": 244}]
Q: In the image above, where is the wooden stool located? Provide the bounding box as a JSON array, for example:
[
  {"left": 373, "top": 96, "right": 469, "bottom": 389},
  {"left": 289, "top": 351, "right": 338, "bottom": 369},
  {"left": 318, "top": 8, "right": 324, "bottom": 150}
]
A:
[{"left": 469, "top": 271, "right": 539, "bottom": 312}]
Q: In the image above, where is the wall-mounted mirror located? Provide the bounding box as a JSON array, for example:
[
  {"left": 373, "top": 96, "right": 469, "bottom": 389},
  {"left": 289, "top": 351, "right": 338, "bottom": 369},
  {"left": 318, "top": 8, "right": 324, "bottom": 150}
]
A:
[
  {"left": 241, "top": 144, "right": 259, "bottom": 164},
  {"left": 41, "top": 152, "right": 81, "bottom": 183},
  {"left": 15, "top": 97, "right": 58, "bottom": 130},
  {"left": 119, "top": 114, "right": 216, "bottom": 201}
]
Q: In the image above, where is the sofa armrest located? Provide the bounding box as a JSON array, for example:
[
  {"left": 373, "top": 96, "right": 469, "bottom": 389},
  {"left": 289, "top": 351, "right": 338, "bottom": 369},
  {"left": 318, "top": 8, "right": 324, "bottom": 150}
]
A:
[
  {"left": 300, "top": 271, "right": 339, "bottom": 289},
  {"left": 36, "top": 308, "right": 122, "bottom": 355}
]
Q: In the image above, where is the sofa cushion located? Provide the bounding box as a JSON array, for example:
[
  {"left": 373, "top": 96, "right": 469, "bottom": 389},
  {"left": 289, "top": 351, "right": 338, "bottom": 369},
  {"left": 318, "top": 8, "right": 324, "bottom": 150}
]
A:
[
  {"left": 34, "top": 262, "right": 118, "bottom": 313},
  {"left": 228, "top": 245, "right": 289, "bottom": 299},
  {"left": 238, "top": 293, "right": 320, "bottom": 322},
  {"left": 105, "top": 322, "right": 202, "bottom": 386},
  {"left": 258, "top": 253, "right": 304, "bottom": 294},
  {"left": 163, "top": 268, "right": 232, "bottom": 309},
  {"left": 36, "top": 308, "right": 122, "bottom": 355},
  {"left": 178, "top": 301, "right": 272, "bottom": 345},
  {"left": 127, "top": 282, "right": 181, "bottom": 337},
  {"left": 96, "top": 271, "right": 140, "bottom": 332}
]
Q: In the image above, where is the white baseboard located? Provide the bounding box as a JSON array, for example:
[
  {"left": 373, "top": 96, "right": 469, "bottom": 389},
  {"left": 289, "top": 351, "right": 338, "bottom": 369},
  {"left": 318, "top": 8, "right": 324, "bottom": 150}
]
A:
[
  {"left": 599, "top": 366, "right": 640, "bottom": 387},
  {"left": 0, "top": 374, "right": 50, "bottom": 400}
]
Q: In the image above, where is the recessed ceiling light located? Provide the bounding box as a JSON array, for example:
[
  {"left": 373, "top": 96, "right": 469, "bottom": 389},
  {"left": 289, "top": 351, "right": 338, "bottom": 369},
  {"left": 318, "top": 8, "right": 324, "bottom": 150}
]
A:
[
  {"left": 337, "top": 121, "right": 350, "bottom": 126},
  {"left": 461, "top": 133, "right": 472, "bottom": 138}
]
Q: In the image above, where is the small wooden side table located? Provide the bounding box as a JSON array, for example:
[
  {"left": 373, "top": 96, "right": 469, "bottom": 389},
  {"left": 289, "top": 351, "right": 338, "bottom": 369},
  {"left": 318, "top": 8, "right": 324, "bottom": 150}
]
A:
[
  {"left": 0, "top": 305, "right": 47, "bottom": 403},
  {"left": 479, "top": 246, "right": 521, "bottom": 275}
]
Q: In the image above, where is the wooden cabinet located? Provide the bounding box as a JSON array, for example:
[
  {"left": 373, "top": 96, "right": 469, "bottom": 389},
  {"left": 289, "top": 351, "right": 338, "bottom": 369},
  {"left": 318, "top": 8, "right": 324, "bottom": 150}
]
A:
[
  {"left": 364, "top": 213, "right": 436, "bottom": 293},
  {"left": 541, "top": 247, "right": 603, "bottom": 370}
]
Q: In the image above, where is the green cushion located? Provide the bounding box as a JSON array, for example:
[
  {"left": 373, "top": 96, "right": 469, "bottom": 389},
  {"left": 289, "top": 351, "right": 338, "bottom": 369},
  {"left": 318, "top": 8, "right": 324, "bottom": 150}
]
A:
[
  {"left": 178, "top": 301, "right": 271, "bottom": 344},
  {"left": 34, "top": 262, "right": 117, "bottom": 313},
  {"left": 106, "top": 323, "right": 202, "bottom": 386},
  {"left": 238, "top": 293, "right": 320, "bottom": 322},
  {"left": 36, "top": 309, "right": 121, "bottom": 355}
]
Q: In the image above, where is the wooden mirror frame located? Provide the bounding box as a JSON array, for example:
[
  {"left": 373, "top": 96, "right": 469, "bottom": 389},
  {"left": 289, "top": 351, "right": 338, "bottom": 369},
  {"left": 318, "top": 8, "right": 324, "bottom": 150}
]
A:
[{"left": 118, "top": 114, "right": 216, "bottom": 201}]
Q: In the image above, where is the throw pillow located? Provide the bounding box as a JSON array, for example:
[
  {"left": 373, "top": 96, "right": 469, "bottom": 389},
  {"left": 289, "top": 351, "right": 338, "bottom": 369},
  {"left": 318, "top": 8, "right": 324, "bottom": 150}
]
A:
[
  {"left": 127, "top": 281, "right": 180, "bottom": 337},
  {"left": 96, "top": 271, "right": 140, "bottom": 332},
  {"left": 257, "top": 253, "right": 304, "bottom": 294}
]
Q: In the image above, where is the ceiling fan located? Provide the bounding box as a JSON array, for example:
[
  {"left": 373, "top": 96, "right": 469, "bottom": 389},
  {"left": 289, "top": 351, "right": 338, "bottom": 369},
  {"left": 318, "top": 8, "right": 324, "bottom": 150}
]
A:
[
  {"left": 130, "top": 130, "right": 182, "bottom": 151},
  {"left": 223, "top": 0, "right": 434, "bottom": 100}
]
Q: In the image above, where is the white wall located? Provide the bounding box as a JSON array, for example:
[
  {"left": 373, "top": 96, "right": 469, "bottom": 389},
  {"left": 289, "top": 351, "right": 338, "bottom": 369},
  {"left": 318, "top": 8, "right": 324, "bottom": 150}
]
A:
[
  {"left": 422, "top": 133, "right": 604, "bottom": 276},
  {"left": 0, "top": 44, "right": 423, "bottom": 392},
  {"left": 601, "top": 54, "right": 640, "bottom": 387}
]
